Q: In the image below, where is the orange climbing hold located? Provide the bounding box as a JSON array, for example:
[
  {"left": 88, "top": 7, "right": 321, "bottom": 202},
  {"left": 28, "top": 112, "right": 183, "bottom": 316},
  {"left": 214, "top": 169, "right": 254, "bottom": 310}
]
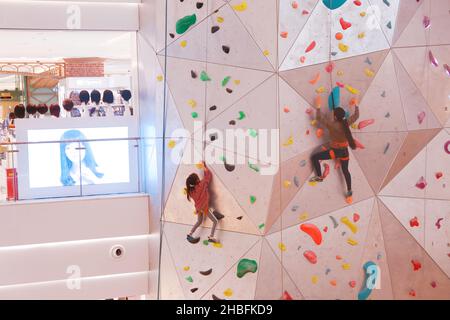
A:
[
  {"left": 300, "top": 223, "right": 323, "bottom": 245},
  {"left": 309, "top": 72, "right": 321, "bottom": 85},
  {"left": 335, "top": 32, "right": 343, "bottom": 40}
]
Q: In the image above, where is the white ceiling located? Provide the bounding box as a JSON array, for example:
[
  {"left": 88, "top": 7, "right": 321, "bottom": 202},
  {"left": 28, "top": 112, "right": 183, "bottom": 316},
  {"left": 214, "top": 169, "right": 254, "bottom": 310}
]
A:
[{"left": 0, "top": 30, "right": 133, "bottom": 61}]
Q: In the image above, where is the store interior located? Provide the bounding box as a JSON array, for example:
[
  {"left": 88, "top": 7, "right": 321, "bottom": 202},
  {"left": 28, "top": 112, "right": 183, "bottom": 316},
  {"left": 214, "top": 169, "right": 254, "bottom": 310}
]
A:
[{"left": 0, "top": 30, "right": 138, "bottom": 201}]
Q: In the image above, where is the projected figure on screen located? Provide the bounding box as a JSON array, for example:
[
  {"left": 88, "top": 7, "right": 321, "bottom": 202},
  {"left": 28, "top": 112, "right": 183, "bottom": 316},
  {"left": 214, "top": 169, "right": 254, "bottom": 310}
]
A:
[{"left": 60, "top": 130, "right": 104, "bottom": 186}]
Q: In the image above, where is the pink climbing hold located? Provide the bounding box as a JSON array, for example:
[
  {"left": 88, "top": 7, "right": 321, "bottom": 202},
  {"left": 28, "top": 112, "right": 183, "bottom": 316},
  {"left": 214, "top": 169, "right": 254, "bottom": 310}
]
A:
[
  {"left": 431, "top": 281, "right": 437, "bottom": 288},
  {"left": 358, "top": 119, "right": 375, "bottom": 130},
  {"left": 429, "top": 50, "right": 439, "bottom": 67},
  {"left": 300, "top": 223, "right": 323, "bottom": 245},
  {"left": 444, "top": 64, "right": 450, "bottom": 77},
  {"left": 291, "top": 1, "right": 298, "bottom": 9},
  {"left": 444, "top": 141, "right": 450, "bottom": 154},
  {"left": 325, "top": 63, "right": 334, "bottom": 73},
  {"left": 415, "top": 176, "right": 427, "bottom": 190},
  {"left": 417, "top": 111, "right": 426, "bottom": 124},
  {"left": 423, "top": 16, "right": 431, "bottom": 29},
  {"left": 305, "top": 41, "right": 316, "bottom": 53},
  {"left": 435, "top": 218, "right": 443, "bottom": 229},
  {"left": 303, "top": 250, "right": 317, "bottom": 264}
]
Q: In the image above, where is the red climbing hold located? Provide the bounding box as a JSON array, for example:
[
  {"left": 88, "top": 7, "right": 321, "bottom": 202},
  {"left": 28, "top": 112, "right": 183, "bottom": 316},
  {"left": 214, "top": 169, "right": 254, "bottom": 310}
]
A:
[
  {"left": 410, "top": 217, "right": 420, "bottom": 228},
  {"left": 353, "top": 0, "right": 362, "bottom": 6},
  {"left": 340, "top": 18, "right": 352, "bottom": 30},
  {"left": 325, "top": 63, "right": 334, "bottom": 73},
  {"left": 415, "top": 176, "right": 427, "bottom": 189},
  {"left": 281, "top": 291, "right": 293, "bottom": 300},
  {"left": 431, "top": 281, "right": 437, "bottom": 288},
  {"left": 358, "top": 119, "right": 375, "bottom": 130},
  {"left": 353, "top": 213, "right": 360, "bottom": 223},
  {"left": 435, "top": 172, "right": 443, "bottom": 179},
  {"left": 305, "top": 41, "right": 316, "bottom": 53},
  {"left": 349, "top": 281, "right": 356, "bottom": 288},
  {"left": 323, "top": 226, "right": 328, "bottom": 232},
  {"left": 411, "top": 260, "right": 422, "bottom": 271},
  {"left": 409, "top": 289, "right": 416, "bottom": 297},
  {"left": 303, "top": 250, "right": 318, "bottom": 264},
  {"left": 300, "top": 223, "right": 323, "bottom": 245}
]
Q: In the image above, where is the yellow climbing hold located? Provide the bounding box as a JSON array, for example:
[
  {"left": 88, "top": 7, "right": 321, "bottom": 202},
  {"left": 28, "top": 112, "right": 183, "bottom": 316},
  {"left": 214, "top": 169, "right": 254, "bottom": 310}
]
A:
[
  {"left": 278, "top": 242, "right": 287, "bottom": 251},
  {"left": 263, "top": 50, "right": 270, "bottom": 56},
  {"left": 183, "top": 266, "right": 190, "bottom": 271},
  {"left": 283, "top": 180, "right": 292, "bottom": 188},
  {"left": 364, "top": 68, "right": 375, "bottom": 77},
  {"left": 157, "top": 75, "right": 164, "bottom": 82},
  {"left": 234, "top": 79, "right": 241, "bottom": 85},
  {"left": 283, "top": 136, "right": 294, "bottom": 147},
  {"left": 187, "top": 99, "right": 197, "bottom": 108},
  {"left": 308, "top": 181, "right": 318, "bottom": 187},
  {"left": 180, "top": 40, "right": 187, "bottom": 48},
  {"left": 168, "top": 140, "right": 176, "bottom": 149},
  {"left": 299, "top": 212, "right": 309, "bottom": 221},
  {"left": 358, "top": 32, "right": 365, "bottom": 39},
  {"left": 340, "top": 216, "right": 358, "bottom": 234},
  {"left": 196, "top": 162, "right": 205, "bottom": 170},
  {"left": 347, "top": 238, "right": 358, "bottom": 246},
  {"left": 360, "top": 11, "right": 366, "bottom": 17},
  {"left": 342, "top": 263, "right": 351, "bottom": 270},
  {"left": 351, "top": 123, "right": 358, "bottom": 129},
  {"left": 312, "top": 275, "right": 319, "bottom": 284},
  {"left": 345, "top": 85, "right": 360, "bottom": 95},
  {"left": 232, "top": 1, "right": 248, "bottom": 12},
  {"left": 316, "top": 86, "right": 325, "bottom": 94},
  {"left": 223, "top": 288, "right": 233, "bottom": 297},
  {"left": 337, "top": 70, "right": 344, "bottom": 76},
  {"left": 311, "top": 119, "right": 318, "bottom": 126},
  {"left": 338, "top": 43, "right": 349, "bottom": 52},
  {"left": 213, "top": 242, "right": 223, "bottom": 248},
  {"left": 217, "top": 16, "right": 224, "bottom": 23}
]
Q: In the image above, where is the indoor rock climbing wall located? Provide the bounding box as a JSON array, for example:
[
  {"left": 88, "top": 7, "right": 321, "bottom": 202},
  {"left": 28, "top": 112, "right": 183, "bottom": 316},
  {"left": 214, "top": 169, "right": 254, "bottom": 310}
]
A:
[{"left": 156, "top": 0, "right": 450, "bottom": 300}]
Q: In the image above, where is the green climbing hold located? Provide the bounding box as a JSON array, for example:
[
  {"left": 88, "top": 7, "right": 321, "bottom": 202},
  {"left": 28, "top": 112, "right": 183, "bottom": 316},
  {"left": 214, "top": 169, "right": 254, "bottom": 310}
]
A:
[
  {"left": 248, "top": 129, "right": 257, "bottom": 138},
  {"left": 200, "top": 71, "right": 211, "bottom": 81},
  {"left": 237, "top": 111, "right": 246, "bottom": 120},
  {"left": 248, "top": 163, "right": 260, "bottom": 173},
  {"left": 250, "top": 195, "right": 256, "bottom": 204},
  {"left": 258, "top": 223, "right": 265, "bottom": 229},
  {"left": 203, "top": 240, "right": 209, "bottom": 246},
  {"left": 176, "top": 14, "right": 197, "bottom": 35},
  {"left": 222, "top": 76, "right": 231, "bottom": 87},
  {"left": 186, "top": 276, "right": 194, "bottom": 283},
  {"left": 236, "top": 259, "right": 258, "bottom": 278},
  {"left": 192, "top": 112, "right": 199, "bottom": 119}
]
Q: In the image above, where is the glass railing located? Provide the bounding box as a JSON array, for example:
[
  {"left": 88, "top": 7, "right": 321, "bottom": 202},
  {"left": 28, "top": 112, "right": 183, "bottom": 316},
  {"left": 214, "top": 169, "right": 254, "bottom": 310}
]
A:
[{"left": 0, "top": 137, "right": 142, "bottom": 203}]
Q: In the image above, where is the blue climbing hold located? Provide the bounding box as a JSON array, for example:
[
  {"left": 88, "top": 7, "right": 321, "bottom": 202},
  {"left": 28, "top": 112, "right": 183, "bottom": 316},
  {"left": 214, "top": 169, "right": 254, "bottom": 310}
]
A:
[
  {"left": 358, "top": 261, "right": 378, "bottom": 300},
  {"left": 322, "top": 0, "right": 348, "bottom": 10},
  {"left": 328, "top": 86, "right": 341, "bottom": 110}
]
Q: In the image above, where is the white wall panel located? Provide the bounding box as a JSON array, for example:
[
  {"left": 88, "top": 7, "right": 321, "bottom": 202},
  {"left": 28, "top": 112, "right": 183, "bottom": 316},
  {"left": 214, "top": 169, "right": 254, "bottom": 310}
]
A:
[
  {"left": 0, "top": 235, "right": 149, "bottom": 286},
  {"left": 0, "top": 272, "right": 149, "bottom": 300},
  {"left": 0, "top": 194, "right": 150, "bottom": 246}
]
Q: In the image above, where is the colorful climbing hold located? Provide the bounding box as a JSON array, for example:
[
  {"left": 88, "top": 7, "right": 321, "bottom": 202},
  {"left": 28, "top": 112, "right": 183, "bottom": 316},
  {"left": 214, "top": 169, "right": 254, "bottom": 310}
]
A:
[
  {"left": 340, "top": 216, "right": 358, "bottom": 234},
  {"left": 300, "top": 223, "right": 323, "bottom": 245},
  {"left": 176, "top": 14, "right": 197, "bottom": 35},
  {"left": 236, "top": 258, "right": 258, "bottom": 278},
  {"left": 303, "top": 250, "right": 318, "bottom": 264}
]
